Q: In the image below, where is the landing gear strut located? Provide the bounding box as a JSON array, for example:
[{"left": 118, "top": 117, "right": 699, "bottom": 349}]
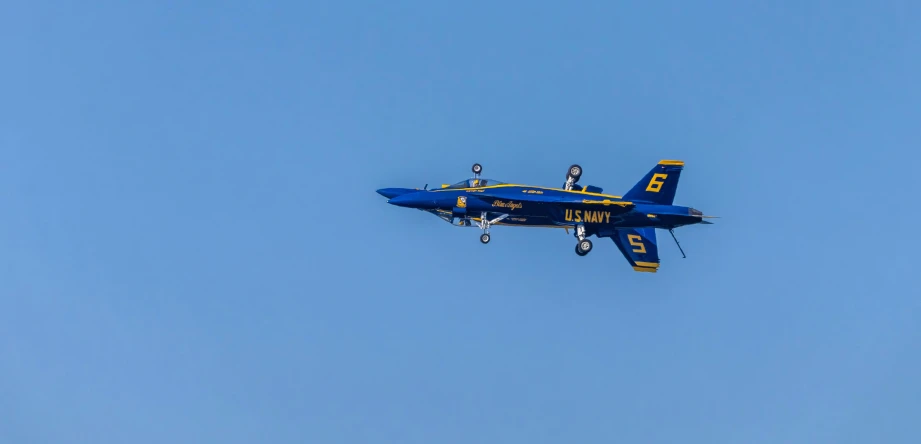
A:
[{"left": 574, "top": 224, "right": 593, "bottom": 256}]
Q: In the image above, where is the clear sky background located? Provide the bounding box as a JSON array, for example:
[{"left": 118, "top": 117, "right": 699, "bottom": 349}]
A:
[{"left": 2, "top": 1, "right": 921, "bottom": 443}]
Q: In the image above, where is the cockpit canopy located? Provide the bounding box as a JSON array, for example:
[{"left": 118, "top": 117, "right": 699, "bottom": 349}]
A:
[{"left": 442, "top": 178, "right": 506, "bottom": 189}]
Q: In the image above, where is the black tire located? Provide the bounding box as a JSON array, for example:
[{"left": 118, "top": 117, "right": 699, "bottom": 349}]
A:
[
  {"left": 578, "top": 238, "right": 593, "bottom": 254},
  {"left": 575, "top": 244, "right": 588, "bottom": 256},
  {"left": 568, "top": 164, "right": 582, "bottom": 181},
  {"left": 480, "top": 233, "right": 490, "bottom": 244},
  {"left": 472, "top": 163, "right": 483, "bottom": 174}
]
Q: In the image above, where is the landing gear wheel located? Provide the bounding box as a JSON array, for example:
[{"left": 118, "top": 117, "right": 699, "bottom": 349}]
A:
[
  {"left": 480, "top": 233, "right": 490, "bottom": 244},
  {"left": 576, "top": 238, "right": 593, "bottom": 255},
  {"left": 472, "top": 163, "right": 483, "bottom": 175},
  {"left": 567, "top": 164, "right": 583, "bottom": 181}
]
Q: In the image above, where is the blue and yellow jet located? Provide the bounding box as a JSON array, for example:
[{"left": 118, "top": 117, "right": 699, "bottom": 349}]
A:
[{"left": 377, "top": 161, "right": 714, "bottom": 272}]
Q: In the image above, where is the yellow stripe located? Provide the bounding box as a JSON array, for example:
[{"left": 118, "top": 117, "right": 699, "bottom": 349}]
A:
[
  {"left": 430, "top": 184, "right": 623, "bottom": 199},
  {"left": 633, "top": 266, "right": 657, "bottom": 273},
  {"left": 634, "top": 261, "right": 659, "bottom": 268},
  {"left": 647, "top": 214, "right": 656, "bottom": 218},
  {"left": 581, "top": 199, "right": 633, "bottom": 207},
  {"left": 658, "top": 159, "right": 684, "bottom": 166}
]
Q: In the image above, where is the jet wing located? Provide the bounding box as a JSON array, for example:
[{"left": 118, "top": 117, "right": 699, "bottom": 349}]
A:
[{"left": 606, "top": 228, "right": 660, "bottom": 273}]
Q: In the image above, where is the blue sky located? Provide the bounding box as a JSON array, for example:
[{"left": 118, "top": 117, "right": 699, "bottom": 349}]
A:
[{"left": 2, "top": 1, "right": 920, "bottom": 443}]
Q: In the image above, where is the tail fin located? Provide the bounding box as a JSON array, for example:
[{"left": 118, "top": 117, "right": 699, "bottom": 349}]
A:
[{"left": 623, "top": 160, "right": 684, "bottom": 205}]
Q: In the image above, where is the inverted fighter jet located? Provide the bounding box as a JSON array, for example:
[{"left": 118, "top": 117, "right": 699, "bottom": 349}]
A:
[{"left": 377, "top": 161, "right": 714, "bottom": 272}]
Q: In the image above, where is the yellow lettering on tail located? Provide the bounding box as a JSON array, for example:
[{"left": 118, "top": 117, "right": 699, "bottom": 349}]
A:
[{"left": 646, "top": 174, "right": 668, "bottom": 192}]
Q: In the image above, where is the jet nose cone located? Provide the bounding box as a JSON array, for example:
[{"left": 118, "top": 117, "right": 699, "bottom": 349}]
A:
[{"left": 376, "top": 188, "right": 415, "bottom": 199}]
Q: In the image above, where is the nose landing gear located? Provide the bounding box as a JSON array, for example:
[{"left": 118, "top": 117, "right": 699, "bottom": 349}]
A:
[{"left": 477, "top": 212, "right": 508, "bottom": 245}]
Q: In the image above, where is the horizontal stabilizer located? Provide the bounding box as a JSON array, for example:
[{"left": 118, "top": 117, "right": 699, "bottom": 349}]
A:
[{"left": 607, "top": 228, "right": 660, "bottom": 272}]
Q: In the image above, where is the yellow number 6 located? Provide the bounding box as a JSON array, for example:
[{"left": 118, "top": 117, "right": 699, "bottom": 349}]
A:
[
  {"left": 628, "top": 234, "right": 647, "bottom": 253},
  {"left": 646, "top": 174, "right": 668, "bottom": 192}
]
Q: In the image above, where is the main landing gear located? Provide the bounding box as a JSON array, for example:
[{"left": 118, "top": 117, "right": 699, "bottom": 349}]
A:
[
  {"left": 563, "top": 163, "right": 583, "bottom": 191},
  {"left": 573, "top": 224, "right": 592, "bottom": 256}
]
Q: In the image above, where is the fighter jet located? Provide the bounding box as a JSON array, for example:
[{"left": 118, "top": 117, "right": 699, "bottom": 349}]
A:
[{"left": 377, "top": 161, "right": 714, "bottom": 272}]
